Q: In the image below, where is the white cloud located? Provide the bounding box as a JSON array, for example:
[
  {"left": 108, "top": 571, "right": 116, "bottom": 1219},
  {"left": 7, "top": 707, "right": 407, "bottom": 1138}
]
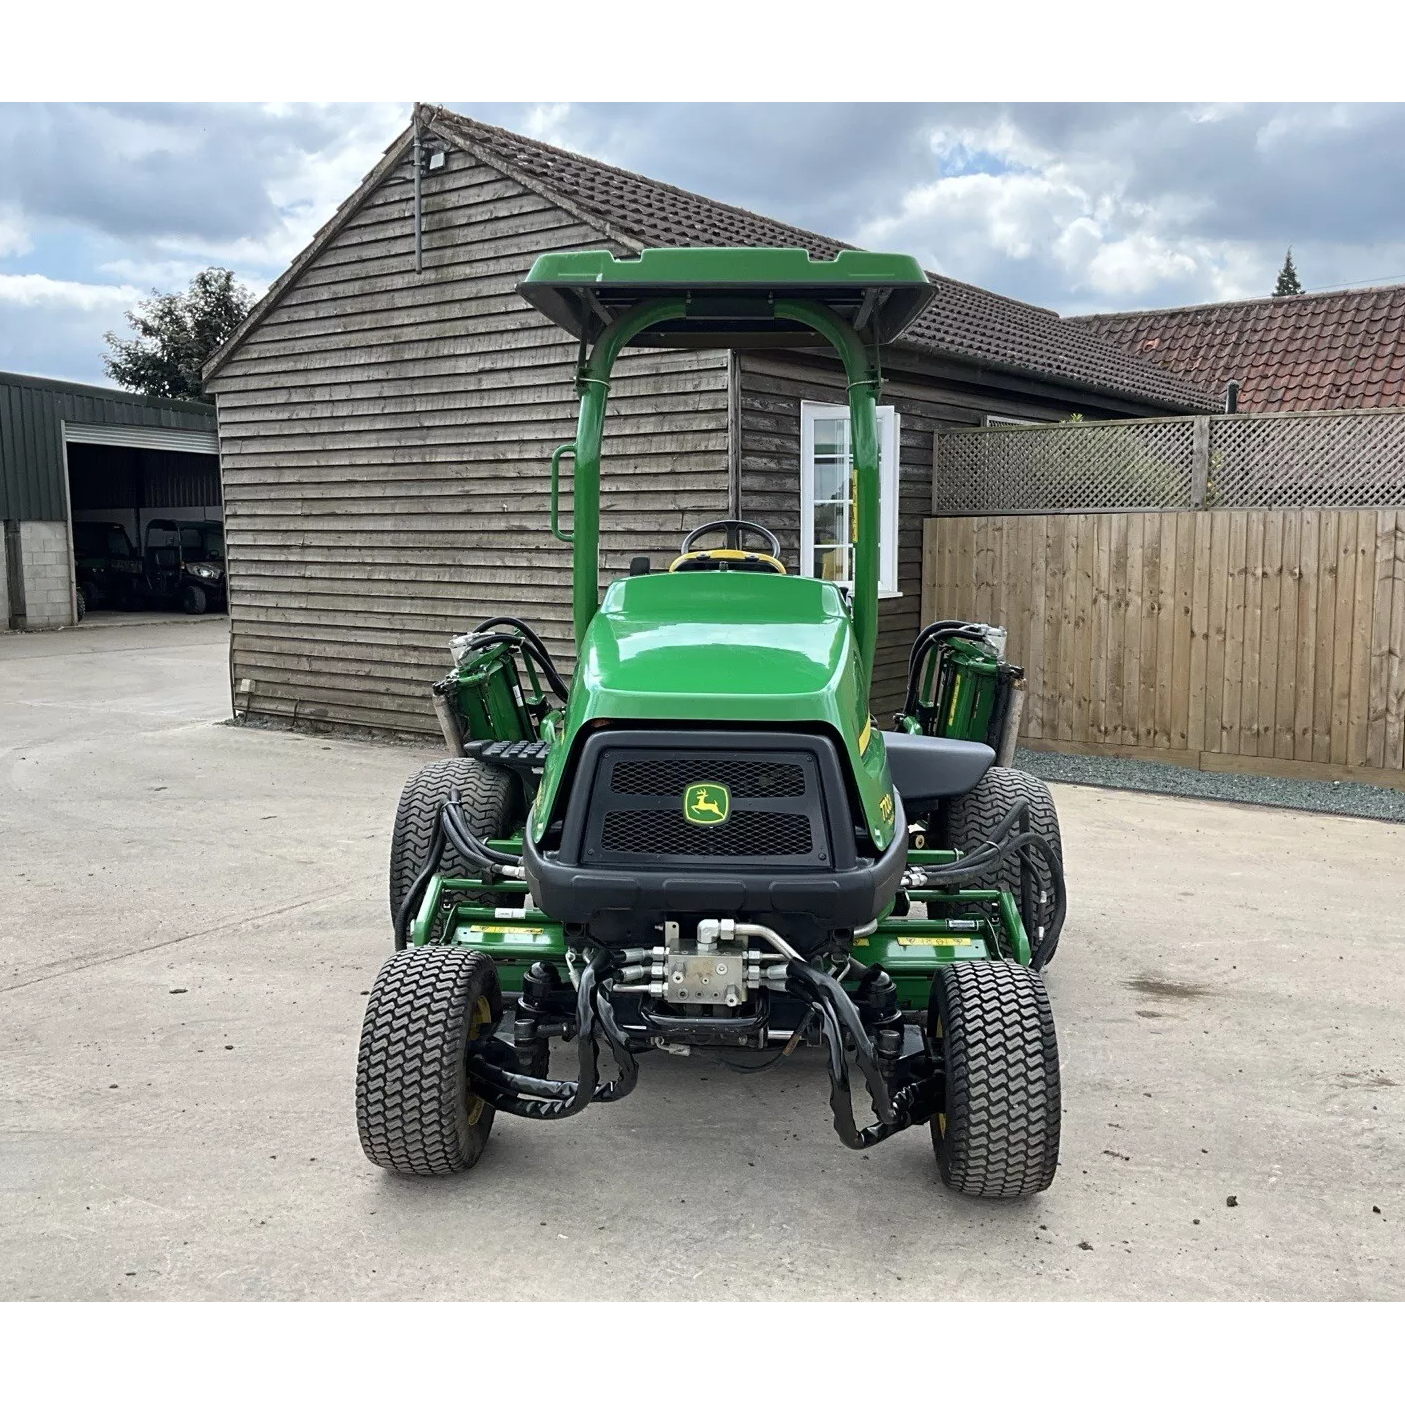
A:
[
  {"left": 0, "top": 272, "right": 139, "bottom": 310},
  {"left": 5, "top": 101, "right": 1405, "bottom": 381},
  {"left": 1080, "top": 233, "right": 1200, "bottom": 297},
  {"left": 0, "top": 274, "right": 144, "bottom": 384}
]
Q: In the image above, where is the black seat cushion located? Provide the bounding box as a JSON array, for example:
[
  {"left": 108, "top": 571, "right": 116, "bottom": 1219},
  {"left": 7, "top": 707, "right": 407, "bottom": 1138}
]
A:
[{"left": 883, "top": 732, "right": 994, "bottom": 809}]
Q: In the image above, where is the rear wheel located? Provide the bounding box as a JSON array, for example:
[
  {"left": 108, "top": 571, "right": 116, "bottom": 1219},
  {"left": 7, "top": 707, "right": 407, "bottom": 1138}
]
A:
[
  {"left": 940, "top": 765, "right": 1063, "bottom": 964},
  {"left": 356, "top": 947, "right": 502, "bottom": 1176},
  {"left": 389, "top": 757, "right": 520, "bottom": 933},
  {"left": 180, "top": 582, "right": 208, "bottom": 614},
  {"left": 930, "top": 960, "right": 1060, "bottom": 1198},
  {"left": 74, "top": 586, "right": 86, "bottom": 622}
]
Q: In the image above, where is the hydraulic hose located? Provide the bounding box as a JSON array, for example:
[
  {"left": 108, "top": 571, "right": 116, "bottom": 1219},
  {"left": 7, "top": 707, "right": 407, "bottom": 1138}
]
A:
[
  {"left": 902, "top": 622, "right": 987, "bottom": 720},
  {"left": 393, "top": 820, "right": 447, "bottom": 951},
  {"left": 464, "top": 953, "right": 641, "bottom": 1118},
  {"left": 787, "top": 962, "right": 900, "bottom": 1133},
  {"left": 908, "top": 796, "right": 1067, "bottom": 970},
  {"left": 454, "top": 619, "right": 570, "bottom": 702},
  {"left": 440, "top": 790, "right": 525, "bottom": 878}
]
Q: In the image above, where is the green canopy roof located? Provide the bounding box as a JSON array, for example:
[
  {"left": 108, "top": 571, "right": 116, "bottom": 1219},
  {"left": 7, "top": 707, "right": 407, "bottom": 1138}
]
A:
[{"left": 518, "top": 247, "right": 935, "bottom": 349}]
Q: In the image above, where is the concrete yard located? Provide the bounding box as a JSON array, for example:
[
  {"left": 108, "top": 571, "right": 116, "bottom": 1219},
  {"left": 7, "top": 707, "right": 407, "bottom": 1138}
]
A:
[{"left": 1, "top": 617, "right": 1402, "bottom": 1301}]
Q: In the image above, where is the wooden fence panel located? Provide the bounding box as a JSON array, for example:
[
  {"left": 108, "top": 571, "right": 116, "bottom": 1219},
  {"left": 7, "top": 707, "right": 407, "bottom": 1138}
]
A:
[{"left": 921, "top": 508, "right": 1405, "bottom": 790}]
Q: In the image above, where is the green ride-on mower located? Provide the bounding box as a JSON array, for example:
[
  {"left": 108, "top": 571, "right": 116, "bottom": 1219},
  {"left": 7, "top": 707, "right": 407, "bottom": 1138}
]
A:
[{"left": 356, "top": 247, "right": 1067, "bottom": 1198}]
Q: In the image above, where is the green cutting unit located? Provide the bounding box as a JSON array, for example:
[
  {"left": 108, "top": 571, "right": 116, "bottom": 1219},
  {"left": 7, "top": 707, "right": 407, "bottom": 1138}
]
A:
[{"left": 356, "top": 247, "right": 1066, "bottom": 1198}]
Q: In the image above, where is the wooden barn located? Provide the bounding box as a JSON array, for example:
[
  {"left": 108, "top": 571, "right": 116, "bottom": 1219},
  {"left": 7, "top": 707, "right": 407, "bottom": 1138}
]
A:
[{"left": 203, "top": 104, "right": 1215, "bottom": 737}]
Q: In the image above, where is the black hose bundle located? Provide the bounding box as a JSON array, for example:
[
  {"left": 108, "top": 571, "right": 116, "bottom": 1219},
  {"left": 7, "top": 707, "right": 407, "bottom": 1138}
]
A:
[
  {"left": 392, "top": 789, "right": 526, "bottom": 951},
  {"left": 457, "top": 616, "right": 570, "bottom": 703},
  {"left": 465, "top": 952, "right": 640, "bottom": 1118},
  {"left": 909, "top": 796, "right": 1067, "bottom": 970}
]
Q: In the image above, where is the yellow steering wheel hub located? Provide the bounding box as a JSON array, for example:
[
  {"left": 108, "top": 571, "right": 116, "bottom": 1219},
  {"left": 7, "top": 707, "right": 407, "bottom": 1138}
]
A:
[{"left": 668, "top": 548, "right": 786, "bottom": 575}]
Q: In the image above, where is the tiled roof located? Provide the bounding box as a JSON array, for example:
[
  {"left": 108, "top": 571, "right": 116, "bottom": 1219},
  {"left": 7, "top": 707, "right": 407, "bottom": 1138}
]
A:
[
  {"left": 1070, "top": 285, "right": 1405, "bottom": 414},
  {"left": 431, "top": 108, "right": 1217, "bottom": 414}
]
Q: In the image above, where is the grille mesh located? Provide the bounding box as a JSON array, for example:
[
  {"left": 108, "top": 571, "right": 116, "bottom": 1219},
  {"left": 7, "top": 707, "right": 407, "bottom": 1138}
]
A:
[
  {"left": 610, "top": 757, "right": 805, "bottom": 798},
  {"left": 599, "top": 809, "right": 813, "bottom": 857}
]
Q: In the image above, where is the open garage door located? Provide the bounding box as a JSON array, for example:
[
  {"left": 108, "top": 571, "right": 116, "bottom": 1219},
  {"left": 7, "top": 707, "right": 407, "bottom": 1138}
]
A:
[{"left": 64, "top": 421, "right": 225, "bottom": 617}]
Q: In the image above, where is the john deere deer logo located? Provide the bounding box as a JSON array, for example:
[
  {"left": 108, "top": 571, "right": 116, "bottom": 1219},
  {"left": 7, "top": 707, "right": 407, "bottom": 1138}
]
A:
[{"left": 683, "top": 782, "right": 730, "bottom": 826}]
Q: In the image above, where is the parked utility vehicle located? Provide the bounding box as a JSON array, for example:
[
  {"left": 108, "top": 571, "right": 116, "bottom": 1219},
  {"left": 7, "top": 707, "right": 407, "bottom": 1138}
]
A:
[
  {"left": 71, "top": 520, "right": 141, "bottom": 615},
  {"left": 357, "top": 248, "right": 1066, "bottom": 1197},
  {"left": 139, "top": 519, "right": 227, "bottom": 613}
]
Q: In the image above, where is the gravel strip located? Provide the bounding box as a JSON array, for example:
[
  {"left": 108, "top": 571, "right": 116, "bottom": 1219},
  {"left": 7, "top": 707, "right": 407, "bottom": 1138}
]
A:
[{"left": 1014, "top": 746, "right": 1405, "bottom": 824}]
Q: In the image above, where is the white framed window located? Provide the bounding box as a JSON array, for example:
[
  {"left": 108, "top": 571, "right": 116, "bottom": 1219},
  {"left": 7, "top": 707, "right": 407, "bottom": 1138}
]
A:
[{"left": 800, "top": 401, "right": 900, "bottom": 596}]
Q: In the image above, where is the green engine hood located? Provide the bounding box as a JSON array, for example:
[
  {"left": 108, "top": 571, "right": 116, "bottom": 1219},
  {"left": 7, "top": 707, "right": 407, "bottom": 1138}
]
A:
[{"left": 529, "top": 572, "right": 897, "bottom": 850}]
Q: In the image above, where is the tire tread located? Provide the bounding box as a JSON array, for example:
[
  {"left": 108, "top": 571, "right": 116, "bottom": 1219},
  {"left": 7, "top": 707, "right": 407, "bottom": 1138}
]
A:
[
  {"left": 356, "top": 946, "right": 501, "bottom": 1176},
  {"left": 933, "top": 959, "right": 1061, "bottom": 1198}
]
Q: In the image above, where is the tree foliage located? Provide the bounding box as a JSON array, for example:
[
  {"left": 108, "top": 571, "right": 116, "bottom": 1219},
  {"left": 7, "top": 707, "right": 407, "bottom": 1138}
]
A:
[
  {"left": 103, "top": 268, "right": 254, "bottom": 402},
  {"left": 1272, "top": 248, "right": 1303, "bottom": 298}
]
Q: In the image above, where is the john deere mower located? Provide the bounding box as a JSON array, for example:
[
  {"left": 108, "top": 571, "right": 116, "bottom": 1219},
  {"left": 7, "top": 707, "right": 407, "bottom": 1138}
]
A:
[{"left": 356, "top": 247, "right": 1066, "bottom": 1198}]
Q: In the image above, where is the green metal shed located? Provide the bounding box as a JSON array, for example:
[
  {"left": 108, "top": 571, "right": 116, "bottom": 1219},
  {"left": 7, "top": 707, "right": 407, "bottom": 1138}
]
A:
[{"left": 0, "top": 371, "right": 220, "bottom": 630}]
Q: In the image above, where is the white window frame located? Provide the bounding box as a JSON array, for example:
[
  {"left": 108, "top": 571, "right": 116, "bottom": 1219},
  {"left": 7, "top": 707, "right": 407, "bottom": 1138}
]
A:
[
  {"left": 799, "top": 401, "right": 901, "bottom": 597},
  {"left": 984, "top": 413, "right": 1040, "bottom": 426}
]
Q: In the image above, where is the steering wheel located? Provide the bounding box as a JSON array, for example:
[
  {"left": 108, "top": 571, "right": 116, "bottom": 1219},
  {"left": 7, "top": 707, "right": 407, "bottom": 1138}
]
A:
[{"left": 680, "top": 519, "right": 781, "bottom": 557}]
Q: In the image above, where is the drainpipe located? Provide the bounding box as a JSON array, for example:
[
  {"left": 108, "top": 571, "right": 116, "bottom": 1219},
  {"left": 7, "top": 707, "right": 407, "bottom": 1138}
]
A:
[{"left": 412, "top": 111, "right": 423, "bottom": 274}]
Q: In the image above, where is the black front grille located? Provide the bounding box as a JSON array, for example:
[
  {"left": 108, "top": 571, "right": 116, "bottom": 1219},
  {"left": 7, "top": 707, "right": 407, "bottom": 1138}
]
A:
[
  {"left": 575, "top": 742, "right": 836, "bottom": 871},
  {"left": 601, "top": 809, "right": 813, "bottom": 857},
  {"left": 610, "top": 757, "right": 806, "bottom": 799}
]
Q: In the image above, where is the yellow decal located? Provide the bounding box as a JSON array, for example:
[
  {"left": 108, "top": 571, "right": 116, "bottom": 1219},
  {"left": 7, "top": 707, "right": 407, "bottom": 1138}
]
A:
[
  {"left": 858, "top": 716, "right": 873, "bottom": 754},
  {"left": 683, "top": 782, "right": 730, "bottom": 825},
  {"left": 472, "top": 925, "right": 546, "bottom": 937},
  {"left": 878, "top": 791, "right": 894, "bottom": 824},
  {"left": 895, "top": 936, "right": 975, "bottom": 947}
]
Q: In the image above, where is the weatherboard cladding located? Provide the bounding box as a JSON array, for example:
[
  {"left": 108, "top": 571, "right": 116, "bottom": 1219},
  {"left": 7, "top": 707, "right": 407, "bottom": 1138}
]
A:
[
  {"left": 207, "top": 110, "right": 1210, "bottom": 737},
  {"left": 211, "top": 147, "right": 730, "bottom": 735},
  {"left": 1070, "top": 284, "right": 1405, "bottom": 415},
  {"left": 0, "top": 371, "right": 215, "bottom": 521}
]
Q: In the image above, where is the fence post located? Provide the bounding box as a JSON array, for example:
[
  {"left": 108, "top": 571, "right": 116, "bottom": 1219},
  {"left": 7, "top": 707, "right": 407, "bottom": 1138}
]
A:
[
  {"left": 1191, "top": 416, "right": 1210, "bottom": 509},
  {"left": 931, "top": 430, "right": 942, "bottom": 515}
]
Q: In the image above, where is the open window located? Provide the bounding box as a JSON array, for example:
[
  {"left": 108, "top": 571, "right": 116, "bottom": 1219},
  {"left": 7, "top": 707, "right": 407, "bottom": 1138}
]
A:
[{"left": 799, "top": 401, "right": 900, "bottom": 596}]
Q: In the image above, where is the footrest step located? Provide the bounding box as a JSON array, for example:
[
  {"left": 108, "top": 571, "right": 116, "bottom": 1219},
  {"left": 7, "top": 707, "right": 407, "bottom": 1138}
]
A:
[{"left": 466, "top": 739, "right": 551, "bottom": 773}]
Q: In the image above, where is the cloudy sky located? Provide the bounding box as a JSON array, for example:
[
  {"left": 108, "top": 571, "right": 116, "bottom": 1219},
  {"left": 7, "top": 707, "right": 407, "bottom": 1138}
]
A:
[{"left": 3, "top": 101, "right": 1404, "bottom": 386}]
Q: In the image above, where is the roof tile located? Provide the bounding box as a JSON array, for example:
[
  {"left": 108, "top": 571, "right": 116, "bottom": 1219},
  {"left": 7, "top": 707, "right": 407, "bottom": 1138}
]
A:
[{"left": 1071, "top": 283, "right": 1405, "bottom": 413}]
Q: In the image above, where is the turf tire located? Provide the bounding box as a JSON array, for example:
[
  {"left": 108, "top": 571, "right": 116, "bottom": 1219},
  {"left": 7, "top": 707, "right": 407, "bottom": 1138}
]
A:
[
  {"left": 388, "top": 757, "right": 519, "bottom": 931},
  {"left": 940, "top": 765, "right": 1064, "bottom": 964},
  {"left": 75, "top": 586, "right": 86, "bottom": 622},
  {"left": 356, "top": 946, "right": 502, "bottom": 1176},
  {"left": 180, "top": 582, "right": 208, "bottom": 614},
  {"left": 930, "top": 959, "right": 1061, "bottom": 1198}
]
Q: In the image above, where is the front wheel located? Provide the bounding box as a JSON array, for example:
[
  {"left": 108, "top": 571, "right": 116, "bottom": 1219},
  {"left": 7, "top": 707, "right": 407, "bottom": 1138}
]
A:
[
  {"left": 180, "top": 582, "right": 208, "bottom": 614},
  {"left": 930, "top": 960, "right": 1061, "bottom": 1198},
  {"left": 356, "top": 947, "right": 502, "bottom": 1176}
]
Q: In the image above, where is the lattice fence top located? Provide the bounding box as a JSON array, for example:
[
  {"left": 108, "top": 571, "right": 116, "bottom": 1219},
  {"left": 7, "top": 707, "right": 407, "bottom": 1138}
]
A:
[
  {"left": 1208, "top": 412, "right": 1405, "bottom": 509},
  {"left": 936, "top": 418, "right": 1194, "bottom": 514},
  {"left": 935, "top": 407, "right": 1405, "bottom": 514}
]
